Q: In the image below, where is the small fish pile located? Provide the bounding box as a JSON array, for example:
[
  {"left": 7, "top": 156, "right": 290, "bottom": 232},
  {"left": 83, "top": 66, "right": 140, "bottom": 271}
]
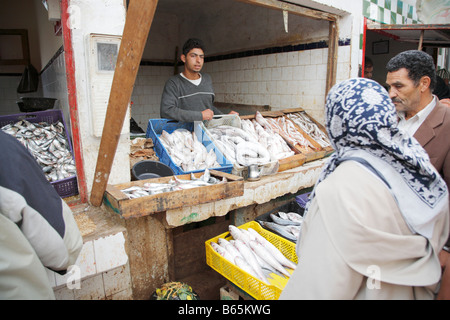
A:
[
  {"left": 1, "top": 119, "right": 76, "bottom": 182},
  {"left": 241, "top": 112, "right": 295, "bottom": 160},
  {"left": 159, "top": 128, "right": 220, "bottom": 172},
  {"left": 286, "top": 112, "right": 331, "bottom": 148},
  {"left": 121, "top": 169, "right": 225, "bottom": 199},
  {"left": 259, "top": 211, "right": 303, "bottom": 242},
  {"left": 208, "top": 125, "right": 271, "bottom": 166},
  {"left": 210, "top": 225, "right": 297, "bottom": 285},
  {"left": 265, "top": 116, "right": 317, "bottom": 153}
]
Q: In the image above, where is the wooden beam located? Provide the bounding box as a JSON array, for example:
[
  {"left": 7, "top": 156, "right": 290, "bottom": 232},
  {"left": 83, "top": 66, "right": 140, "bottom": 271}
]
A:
[
  {"left": 90, "top": 0, "right": 159, "bottom": 206},
  {"left": 235, "top": 0, "right": 337, "bottom": 21},
  {"left": 418, "top": 30, "right": 424, "bottom": 50},
  {"left": 325, "top": 19, "right": 338, "bottom": 96}
]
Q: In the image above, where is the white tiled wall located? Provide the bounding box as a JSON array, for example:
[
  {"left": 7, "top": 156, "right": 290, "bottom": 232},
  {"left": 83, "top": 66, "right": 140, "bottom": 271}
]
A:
[
  {"left": 131, "top": 65, "right": 173, "bottom": 132},
  {"left": 0, "top": 75, "right": 27, "bottom": 116},
  {"left": 206, "top": 48, "right": 329, "bottom": 123},
  {"left": 130, "top": 45, "right": 352, "bottom": 127},
  {"left": 40, "top": 50, "right": 72, "bottom": 135},
  {"left": 50, "top": 232, "right": 132, "bottom": 300},
  {"left": 0, "top": 49, "right": 72, "bottom": 133}
]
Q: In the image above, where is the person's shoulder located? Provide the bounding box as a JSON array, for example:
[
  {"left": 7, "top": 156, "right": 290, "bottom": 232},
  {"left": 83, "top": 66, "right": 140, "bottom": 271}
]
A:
[
  {"left": 201, "top": 72, "right": 212, "bottom": 80},
  {"left": 319, "top": 160, "right": 386, "bottom": 196},
  {"left": 163, "top": 74, "right": 184, "bottom": 89},
  {"left": 435, "top": 100, "right": 450, "bottom": 125},
  {"left": 438, "top": 99, "right": 450, "bottom": 112},
  {"left": 165, "top": 73, "right": 183, "bottom": 83}
]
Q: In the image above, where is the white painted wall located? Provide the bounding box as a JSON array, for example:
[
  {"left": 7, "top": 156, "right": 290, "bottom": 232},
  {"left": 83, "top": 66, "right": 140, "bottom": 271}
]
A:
[{"left": 68, "top": 0, "right": 129, "bottom": 193}]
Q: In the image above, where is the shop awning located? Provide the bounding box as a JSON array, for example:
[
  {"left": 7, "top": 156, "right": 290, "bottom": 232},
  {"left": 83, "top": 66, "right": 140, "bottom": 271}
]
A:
[{"left": 367, "top": 21, "right": 450, "bottom": 48}]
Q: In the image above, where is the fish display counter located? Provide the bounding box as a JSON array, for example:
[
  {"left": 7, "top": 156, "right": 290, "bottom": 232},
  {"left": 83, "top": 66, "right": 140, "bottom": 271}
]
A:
[
  {"left": 103, "top": 169, "right": 244, "bottom": 218},
  {"left": 143, "top": 108, "right": 332, "bottom": 185},
  {"left": 202, "top": 108, "right": 333, "bottom": 177}
]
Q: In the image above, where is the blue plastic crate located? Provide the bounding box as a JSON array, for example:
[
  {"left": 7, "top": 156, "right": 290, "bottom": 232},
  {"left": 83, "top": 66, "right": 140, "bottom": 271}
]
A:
[{"left": 146, "top": 118, "right": 233, "bottom": 175}]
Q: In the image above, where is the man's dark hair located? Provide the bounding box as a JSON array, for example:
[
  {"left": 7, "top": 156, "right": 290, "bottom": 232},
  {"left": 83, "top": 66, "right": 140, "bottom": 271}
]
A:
[
  {"left": 386, "top": 50, "right": 436, "bottom": 90},
  {"left": 182, "top": 38, "right": 205, "bottom": 56}
]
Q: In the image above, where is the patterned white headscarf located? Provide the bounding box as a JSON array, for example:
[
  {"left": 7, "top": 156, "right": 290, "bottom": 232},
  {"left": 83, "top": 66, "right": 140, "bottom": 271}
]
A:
[{"left": 307, "top": 78, "right": 448, "bottom": 239}]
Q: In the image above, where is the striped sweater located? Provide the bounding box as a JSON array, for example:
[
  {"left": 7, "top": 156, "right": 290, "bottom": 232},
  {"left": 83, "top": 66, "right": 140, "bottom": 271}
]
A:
[{"left": 160, "top": 73, "right": 222, "bottom": 122}]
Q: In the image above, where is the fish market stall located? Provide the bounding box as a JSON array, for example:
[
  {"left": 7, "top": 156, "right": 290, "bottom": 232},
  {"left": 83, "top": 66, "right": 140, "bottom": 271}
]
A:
[
  {"left": 107, "top": 156, "right": 326, "bottom": 299},
  {"left": 101, "top": 107, "right": 330, "bottom": 299}
]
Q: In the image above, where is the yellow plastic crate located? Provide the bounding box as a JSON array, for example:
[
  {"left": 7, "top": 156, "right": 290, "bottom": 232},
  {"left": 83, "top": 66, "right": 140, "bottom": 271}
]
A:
[{"left": 205, "top": 221, "right": 298, "bottom": 300}]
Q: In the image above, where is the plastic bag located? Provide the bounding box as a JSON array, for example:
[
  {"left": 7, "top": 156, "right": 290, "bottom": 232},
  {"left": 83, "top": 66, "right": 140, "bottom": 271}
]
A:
[{"left": 17, "top": 64, "right": 39, "bottom": 93}]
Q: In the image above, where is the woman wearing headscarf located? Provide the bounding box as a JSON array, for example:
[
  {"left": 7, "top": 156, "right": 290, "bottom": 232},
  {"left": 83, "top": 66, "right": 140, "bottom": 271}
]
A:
[{"left": 280, "top": 78, "right": 449, "bottom": 300}]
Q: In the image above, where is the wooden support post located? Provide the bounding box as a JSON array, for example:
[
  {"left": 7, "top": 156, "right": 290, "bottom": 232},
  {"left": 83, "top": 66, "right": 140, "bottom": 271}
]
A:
[
  {"left": 418, "top": 30, "right": 424, "bottom": 50},
  {"left": 326, "top": 19, "right": 338, "bottom": 96},
  {"left": 90, "top": 0, "right": 159, "bottom": 206}
]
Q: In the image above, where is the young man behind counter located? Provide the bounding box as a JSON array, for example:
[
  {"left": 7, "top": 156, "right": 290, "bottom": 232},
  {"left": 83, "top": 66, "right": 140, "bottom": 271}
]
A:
[{"left": 160, "top": 38, "right": 238, "bottom": 122}]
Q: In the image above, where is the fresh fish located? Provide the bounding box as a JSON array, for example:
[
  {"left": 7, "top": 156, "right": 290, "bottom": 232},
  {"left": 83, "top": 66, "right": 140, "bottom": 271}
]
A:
[
  {"left": 287, "top": 212, "right": 303, "bottom": 223},
  {"left": 251, "top": 112, "right": 295, "bottom": 160},
  {"left": 121, "top": 186, "right": 143, "bottom": 193},
  {"left": 218, "top": 237, "right": 231, "bottom": 247},
  {"left": 211, "top": 242, "right": 234, "bottom": 264},
  {"left": 270, "top": 212, "right": 301, "bottom": 226},
  {"left": 285, "top": 225, "right": 301, "bottom": 238},
  {"left": 233, "top": 239, "right": 267, "bottom": 282},
  {"left": 248, "top": 227, "right": 297, "bottom": 270},
  {"left": 241, "top": 228, "right": 257, "bottom": 242},
  {"left": 1, "top": 119, "right": 76, "bottom": 182},
  {"left": 249, "top": 240, "right": 290, "bottom": 277},
  {"left": 248, "top": 243, "right": 280, "bottom": 276},
  {"left": 229, "top": 225, "right": 252, "bottom": 244},
  {"left": 286, "top": 112, "right": 331, "bottom": 148},
  {"left": 218, "top": 238, "right": 243, "bottom": 261},
  {"left": 120, "top": 170, "right": 222, "bottom": 199},
  {"left": 172, "top": 176, "right": 210, "bottom": 188},
  {"left": 159, "top": 128, "right": 220, "bottom": 171},
  {"left": 267, "top": 116, "right": 317, "bottom": 152},
  {"left": 278, "top": 211, "right": 288, "bottom": 220},
  {"left": 259, "top": 221, "right": 298, "bottom": 242},
  {"left": 235, "top": 256, "right": 261, "bottom": 281},
  {"left": 208, "top": 124, "right": 273, "bottom": 166}
]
